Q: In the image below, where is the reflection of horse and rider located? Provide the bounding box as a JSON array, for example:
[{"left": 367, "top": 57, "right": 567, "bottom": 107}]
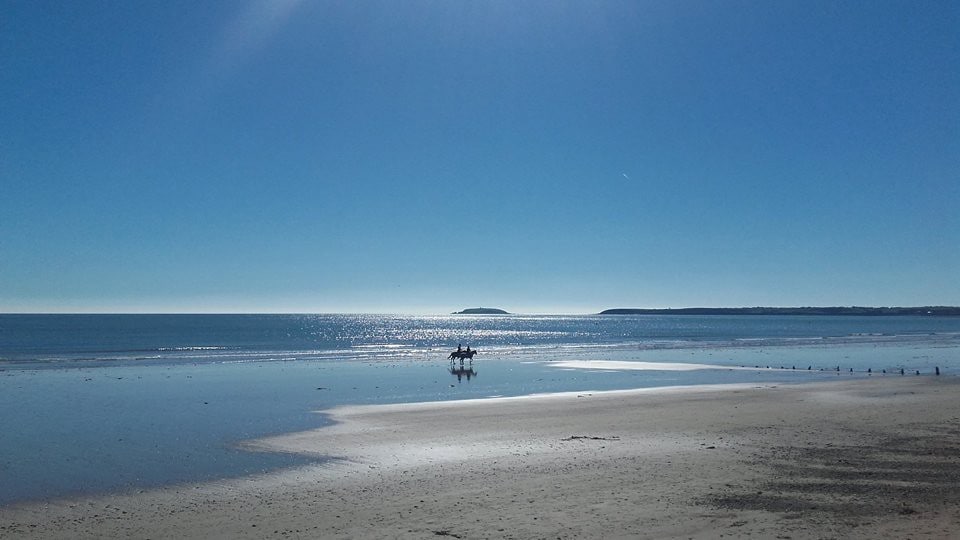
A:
[
  {"left": 448, "top": 343, "right": 477, "bottom": 362},
  {"left": 450, "top": 364, "right": 476, "bottom": 382}
]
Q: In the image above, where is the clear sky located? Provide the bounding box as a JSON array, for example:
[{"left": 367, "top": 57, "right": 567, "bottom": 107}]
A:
[{"left": 2, "top": 1, "right": 958, "bottom": 314}]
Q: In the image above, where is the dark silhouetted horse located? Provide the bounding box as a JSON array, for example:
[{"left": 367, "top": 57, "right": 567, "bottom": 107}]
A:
[{"left": 448, "top": 350, "right": 477, "bottom": 361}]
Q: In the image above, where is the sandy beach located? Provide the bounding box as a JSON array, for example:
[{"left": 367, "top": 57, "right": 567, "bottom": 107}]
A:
[{"left": 2, "top": 377, "right": 959, "bottom": 539}]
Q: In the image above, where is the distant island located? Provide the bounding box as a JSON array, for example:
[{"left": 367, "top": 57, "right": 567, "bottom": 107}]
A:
[
  {"left": 453, "top": 307, "right": 510, "bottom": 315},
  {"left": 599, "top": 306, "right": 960, "bottom": 316}
]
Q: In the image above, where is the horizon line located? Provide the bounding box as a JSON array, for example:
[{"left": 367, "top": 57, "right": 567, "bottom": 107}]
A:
[{"left": 3, "top": 305, "right": 960, "bottom": 317}]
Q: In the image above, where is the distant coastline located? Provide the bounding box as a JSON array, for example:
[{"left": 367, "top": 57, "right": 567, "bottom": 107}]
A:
[
  {"left": 453, "top": 307, "right": 510, "bottom": 315},
  {"left": 599, "top": 306, "right": 960, "bottom": 316}
]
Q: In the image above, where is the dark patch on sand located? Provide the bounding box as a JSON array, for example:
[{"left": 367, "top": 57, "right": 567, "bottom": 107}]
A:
[
  {"left": 703, "top": 423, "right": 960, "bottom": 518},
  {"left": 561, "top": 435, "right": 621, "bottom": 441}
]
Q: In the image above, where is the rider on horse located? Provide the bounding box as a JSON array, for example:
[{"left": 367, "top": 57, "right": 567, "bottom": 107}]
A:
[{"left": 449, "top": 345, "right": 477, "bottom": 362}]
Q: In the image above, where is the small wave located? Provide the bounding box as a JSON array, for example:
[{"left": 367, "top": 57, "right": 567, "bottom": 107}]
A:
[{"left": 157, "top": 346, "right": 230, "bottom": 351}]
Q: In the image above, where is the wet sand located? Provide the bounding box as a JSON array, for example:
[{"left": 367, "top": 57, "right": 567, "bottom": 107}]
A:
[{"left": 2, "top": 377, "right": 959, "bottom": 539}]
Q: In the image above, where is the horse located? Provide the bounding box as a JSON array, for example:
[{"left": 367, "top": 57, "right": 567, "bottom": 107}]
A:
[{"left": 448, "top": 349, "right": 477, "bottom": 361}]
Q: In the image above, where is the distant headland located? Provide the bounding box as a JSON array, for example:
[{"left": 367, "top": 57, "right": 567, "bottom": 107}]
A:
[
  {"left": 453, "top": 307, "right": 510, "bottom": 315},
  {"left": 599, "top": 306, "right": 960, "bottom": 316}
]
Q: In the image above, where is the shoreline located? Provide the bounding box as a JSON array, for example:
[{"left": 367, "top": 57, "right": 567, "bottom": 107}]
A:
[{"left": 4, "top": 377, "right": 960, "bottom": 538}]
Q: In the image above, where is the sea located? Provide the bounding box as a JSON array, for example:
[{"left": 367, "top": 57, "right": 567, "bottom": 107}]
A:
[{"left": 2, "top": 313, "right": 959, "bottom": 506}]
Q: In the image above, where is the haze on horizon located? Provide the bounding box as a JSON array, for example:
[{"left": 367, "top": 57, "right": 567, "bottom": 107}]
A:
[{"left": 2, "top": 1, "right": 958, "bottom": 315}]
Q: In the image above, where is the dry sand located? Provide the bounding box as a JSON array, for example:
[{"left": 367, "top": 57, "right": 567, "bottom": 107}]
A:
[{"left": 2, "top": 377, "right": 959, "bottom": 539}]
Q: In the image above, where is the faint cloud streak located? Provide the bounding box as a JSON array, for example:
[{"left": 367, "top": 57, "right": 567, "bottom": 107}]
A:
[
  {"left": 143, "top": 0, "right": 306, "bottom": 134},
  {"left": 210, "top": 0, "right": 305, "bottom": 77}
]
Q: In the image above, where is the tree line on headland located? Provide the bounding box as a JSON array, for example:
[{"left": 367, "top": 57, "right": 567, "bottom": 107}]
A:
[{"left": 599, "top": 307, "right": 960, "bottom": 316}]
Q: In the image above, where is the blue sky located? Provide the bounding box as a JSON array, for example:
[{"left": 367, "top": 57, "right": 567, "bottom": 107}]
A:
[{"left": 2, "top": 1, "right": 958, "bottom": 314}]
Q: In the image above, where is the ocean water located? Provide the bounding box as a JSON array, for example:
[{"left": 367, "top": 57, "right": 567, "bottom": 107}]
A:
[{"left": 1, "top": 314, "right": 959, "bottom": 506}]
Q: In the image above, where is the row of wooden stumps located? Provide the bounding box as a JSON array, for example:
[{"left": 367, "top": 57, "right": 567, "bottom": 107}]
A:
[{"left": 748, "top": 365, "right": 943, "bottom": 376}]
